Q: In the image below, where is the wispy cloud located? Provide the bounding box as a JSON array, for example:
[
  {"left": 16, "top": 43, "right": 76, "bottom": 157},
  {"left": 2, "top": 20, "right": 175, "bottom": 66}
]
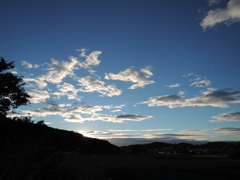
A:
[
  {"left": 65, "top": 113, "right": 153, "bottom": 123},
  {"left": 190, "top": 79, "right": 212, "bottom": 87},
  {"left": 105, "top": 66, "right": 155, "bottom": 89},
  {"left": 208, "top": 0, "right": 221, "bottom": 6},
  {"left": 140, "top": 89, "right": 240, "bottom": 108},
  {"left": 210, "top": 111, "right": 240, "bottom": 122},
  {"left": 200, "top": 0, "right": 240, "bottom": 30},
  {"left": 165, "top": 83, "right": 181, "bottom": 88}
]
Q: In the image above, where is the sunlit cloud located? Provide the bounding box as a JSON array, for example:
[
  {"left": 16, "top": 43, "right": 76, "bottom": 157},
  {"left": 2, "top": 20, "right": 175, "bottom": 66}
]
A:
[
  {"left": 55, "top": 82, "right": 82, "bottom": 101},
  {"left": 210, "top": 111, "right": 240, "bottom": 122},
  {"left": 200, "top": 0, "right": 240, "bottom": 30},
  {"left": 140, "top": 89, "right": 240, "bottom": 108},
  {"left": 105, "top": 67, "right": 155, "bottom": 89},
  {"left": 77, "top": 76, "right": 122, "bottom": 97},
  {"left": 41, "top": 56, "right": 79, "bottom": 84},
  {"left": 28, "top": 89, "right": 50, "bottom": 103},
  {"left": 24, "top": 77, "right": 48, "bottom": 89}
]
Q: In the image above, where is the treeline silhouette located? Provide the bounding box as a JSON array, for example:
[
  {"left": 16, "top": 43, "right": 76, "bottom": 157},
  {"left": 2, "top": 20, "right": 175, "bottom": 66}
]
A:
[
  {"left": 121, "top": 141, "right": 240, "bottom": 158},
  {"left": 0, "top": 117, "right": 119, "bottom": 180}
]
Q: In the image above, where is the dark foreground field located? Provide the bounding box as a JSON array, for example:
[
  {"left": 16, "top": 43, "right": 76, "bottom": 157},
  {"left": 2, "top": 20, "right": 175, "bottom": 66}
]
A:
[{"left": 61, "top": 153, "right": 240, "bottom": 180}]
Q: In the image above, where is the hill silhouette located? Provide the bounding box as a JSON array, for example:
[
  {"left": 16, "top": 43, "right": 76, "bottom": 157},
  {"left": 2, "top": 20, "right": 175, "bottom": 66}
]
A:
[{"left": 0, "top": 117, "right": 119, "bottom": 179}]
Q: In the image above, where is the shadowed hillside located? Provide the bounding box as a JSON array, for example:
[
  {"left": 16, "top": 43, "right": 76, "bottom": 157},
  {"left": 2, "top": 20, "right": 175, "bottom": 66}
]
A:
[{"left": 0, "top": 117, "right": 119, "bottom": 180}]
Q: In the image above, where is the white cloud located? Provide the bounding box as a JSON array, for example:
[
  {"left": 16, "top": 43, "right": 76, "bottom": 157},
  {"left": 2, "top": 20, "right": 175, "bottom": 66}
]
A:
[
  {"left": 78, "top": 50, "right": 102, "bottom": 69},
  {"left": 200, "top": 0, "right": 240, "bottom": 30},
  {"left": 55, "top": 82, "right": 81, "bottom": 100},
  {"left": 140, "top": 89, "right": 240, "bottom": 108},
  {"left": 77, "top": 76, "right": 122, "bottom": 97},
  {"left": 105, "top": 67, "right": 155, "bottom": 89},
  {"left": 165, "top": 83, "right": 181, "bottom": 88},
  {"left": 24, "top": 77, "right": 48, "bottom": 89},
  {"left": 11, "top": 71, "right": 18, "bottom": 74},
  {"left": 210, "top": 111, "right": 240, "bottom": 122},
  {"left": 42, "top": 56, "right": 79, "bottom": 84},
  {"left": 21, "top": 61, "right": 40, "bottom": 69},
  {"left": 28, "top": 90, "right": 50, "bottom": 103}
]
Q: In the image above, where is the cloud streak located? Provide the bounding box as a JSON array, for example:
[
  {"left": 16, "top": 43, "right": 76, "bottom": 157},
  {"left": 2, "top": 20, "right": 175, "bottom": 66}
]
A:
[
  {"left": 140, "top": 89, "right": 240, "bottom": 108},
  {"left": 210, "top": 112, "right": 240, "bottom": 122}
]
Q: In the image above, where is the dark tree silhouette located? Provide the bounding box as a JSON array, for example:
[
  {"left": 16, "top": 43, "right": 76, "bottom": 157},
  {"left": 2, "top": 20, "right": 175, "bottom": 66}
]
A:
[{"left": 0, "top": 57, "right": 30, "bottom": 117}]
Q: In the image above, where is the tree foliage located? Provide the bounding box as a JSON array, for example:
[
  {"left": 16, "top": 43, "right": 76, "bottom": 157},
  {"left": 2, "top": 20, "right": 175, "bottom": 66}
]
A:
[{"left": 0, "top": 57, "right": 30, "bottom": 117}]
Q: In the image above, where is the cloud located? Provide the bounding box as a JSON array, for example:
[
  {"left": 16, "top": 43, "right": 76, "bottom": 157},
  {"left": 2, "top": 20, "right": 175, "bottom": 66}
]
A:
[
  {"left": 66, "top": 113, "right": 153, "bottom": 123},
  {"left": 24, "top": 77, "right": 48, "bottom": 89},
  {"left": 182, "top": 72, "right": 194, "bottom": 77},
  {"left": 105, "top": 67, "right": 155, "bottom": 89},
  {"left": 77, "top": 76, "right": 122, "bottom": 97},
  {"left": 42, "top": 56, "right": 79, "bottom": 84},
  {"left": 209, "top": 127, "right": 240, "bottom": 131},
  {"left": 21, "top": 61, "right": 40, "bottom": 69},
  {"left": 210, "top": 112, "right": 240, "bottom": 122},
  {"left": 208, "top": 0, "right": 221, "bottom": 6},
  {"left": 140, "top": 89, "right": 240, "bottom": 108},
  {"left": 109, "top": 129, "right": 173, "bottom": 132},
  {"left": 165, "top": 83, "right": 181, "bottom": 88},
  {"left": 55, "top": 82, "right": 81, "bottom": 101},
  {"left": 28, "top": 90, "right": 50, "bottom": 103},
  {"left": 190, "top": 79, "right": 212, "bottom": 87},
  {"left": 200, "top": 0, "right": 240, "bottom": 30},
  {"left": 77, "top": 49, "right": 102, "bottom": 69}
]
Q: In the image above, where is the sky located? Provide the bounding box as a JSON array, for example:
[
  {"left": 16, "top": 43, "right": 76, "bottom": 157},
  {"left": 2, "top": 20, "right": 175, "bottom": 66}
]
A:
[{"left": 1, "top": 0, "right": 240, "bottom": 146}]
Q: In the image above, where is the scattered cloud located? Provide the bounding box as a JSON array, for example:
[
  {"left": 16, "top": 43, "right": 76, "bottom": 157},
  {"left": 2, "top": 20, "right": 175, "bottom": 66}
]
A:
[
  {"left": 140, "top": 89, "right": 240, "bottom": 108},
  {"left": 105, "top": 67, "right": 155, "bottom": 89},
  {"left": 21, "top": 61, "right": 40, "bottom": 69},
  {"left": 77, "top": 49, "right": 102, "bottom": 69},
  {"left": 210, "top": 111, "right": 240, "bottom": 122},
  {"left": 24, "top": 77, "right": 48, "bottom": 89},
  {"left": 41, "top": 56, "right": 79, "bottom": 84},
  {"left": 55, "top": 82, "right": 81, "bottom": 101},
  {"left": 28, "top": 90, "right": 50, "bottom": 103},
  {"left": 77, "top": 76, "right": 122, "bottom": 97},
  {"left": 200, "top": 0, "right": 240, "bottom": 30},
  {"left": 165, "top": 83, "right": 181, "bottom": 88}
]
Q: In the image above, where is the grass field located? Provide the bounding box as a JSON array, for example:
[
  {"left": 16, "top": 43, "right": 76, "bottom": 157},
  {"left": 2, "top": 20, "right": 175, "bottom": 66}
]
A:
[{"left": 61, "top": 153, "right": 240, "bottom": 180}]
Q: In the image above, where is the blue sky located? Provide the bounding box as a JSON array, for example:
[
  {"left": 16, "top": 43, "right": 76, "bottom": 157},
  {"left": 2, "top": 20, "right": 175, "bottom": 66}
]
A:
[{"left": 1, "top": 0, "right": 240, "bottom": 146}]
